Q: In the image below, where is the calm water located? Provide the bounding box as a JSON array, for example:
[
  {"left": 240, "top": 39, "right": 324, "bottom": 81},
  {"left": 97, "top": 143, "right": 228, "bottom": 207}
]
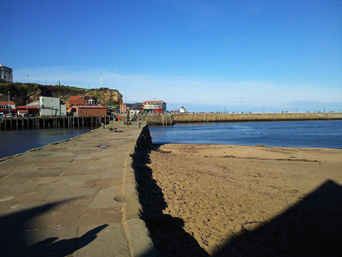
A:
[
  {"left": 149, "top": 120, "right": 342, "bottom": 149},
  {"left": 0, "top": 129, "right": 91, "bottom": 158}
]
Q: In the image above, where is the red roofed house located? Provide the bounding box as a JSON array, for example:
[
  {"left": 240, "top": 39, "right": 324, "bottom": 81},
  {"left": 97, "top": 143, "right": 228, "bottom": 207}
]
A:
[
  {"left": 68, "top": 106, "right": 107, "bottom": 117},
  {"left": 16, "top": 106, "right": 40, "bottom": 116},
  {"left": 0, "top": 101, "right": 16, "bottom": 115},
  {"left": 66, "top": 95, "right": 104, "bottom": 116},
  {"left": 66, "top": 96, "right": 87, "bottom": 108},
  {"left": 66, "top": 96, "right": 100, "bottom": 108}
]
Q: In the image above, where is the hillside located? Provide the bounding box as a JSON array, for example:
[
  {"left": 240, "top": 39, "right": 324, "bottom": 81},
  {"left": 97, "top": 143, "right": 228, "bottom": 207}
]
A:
[{"left": 0, "top": 82, "right": 123, "bottom": 108}]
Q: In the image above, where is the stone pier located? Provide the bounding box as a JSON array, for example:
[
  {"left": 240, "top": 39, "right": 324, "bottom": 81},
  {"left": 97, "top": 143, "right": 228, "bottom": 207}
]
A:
[{"left": 0, "top": 122, "right": 156, "bottom": 256}]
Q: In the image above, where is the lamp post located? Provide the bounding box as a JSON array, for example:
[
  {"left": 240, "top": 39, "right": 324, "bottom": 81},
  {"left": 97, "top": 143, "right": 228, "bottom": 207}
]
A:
[{"left": 8, "top": 91, "right": 10, "bottom": 116}]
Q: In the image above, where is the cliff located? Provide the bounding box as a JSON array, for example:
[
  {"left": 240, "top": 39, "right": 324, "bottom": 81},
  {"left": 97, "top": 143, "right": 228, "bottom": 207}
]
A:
[{"left": 0, "top": 82, "right": 123, "bottom": 107}]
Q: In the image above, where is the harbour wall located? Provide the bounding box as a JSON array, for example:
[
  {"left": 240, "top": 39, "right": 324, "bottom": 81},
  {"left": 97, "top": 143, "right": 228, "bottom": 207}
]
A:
[
  {"left": 140, "top": 112, "right": 342, "bottom": 125},
  {"left": 172, "top": 112, "right": 342, "bottom": 123},
  {"left": 142, "top": 114, "right": 174, "bottom": 126}
]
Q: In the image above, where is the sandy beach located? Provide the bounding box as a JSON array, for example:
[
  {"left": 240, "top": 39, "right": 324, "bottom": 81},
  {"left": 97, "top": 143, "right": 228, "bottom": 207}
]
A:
[{"left": 135, "top": 143, "right": 342, "bottom": 256}]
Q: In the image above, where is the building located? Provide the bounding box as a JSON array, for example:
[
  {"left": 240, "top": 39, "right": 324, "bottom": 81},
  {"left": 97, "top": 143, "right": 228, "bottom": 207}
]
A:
[
  {"left": 120, "top": 103, "right": 144, "bottom": 114},
  {"left": 129, "top": 103, "right": 143, "bottom": 114},
  {"left": 68, "top": 106, "right": 107, "bottom": 117},
  {"left": 66, "top": 95, "right": 100, "bottom": 108},
  {"left": 16, "top": 106, "right": 40, "bottom": 116},
  {"left": 0, "top": 64, "right": 13, "bottom": 83},
  {"left": 120, "top": 103, "right": 133, "bottom": 113},
  {"left": 143, "top": 100, "right": 167, "bottom": 113},
  {"left": 179, "top": 106, "right": 187, "bottom": 113},
  {"left": 39, "top": 96, "right": 66, "bottom": 116},
  {"left": 84, "top": 96, "right": 99, "bottom": 106},
  {"left": 0, "top": 100, "right": 16, "bottom": 115},
  {"left": 66, "top": 96, "right": 86, "bottom": 108}
]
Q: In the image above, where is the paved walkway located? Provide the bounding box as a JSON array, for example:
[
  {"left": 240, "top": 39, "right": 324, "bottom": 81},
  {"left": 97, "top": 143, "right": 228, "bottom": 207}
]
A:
[{"left": 0, "top": 122, "right": 155, "bottom": 256}]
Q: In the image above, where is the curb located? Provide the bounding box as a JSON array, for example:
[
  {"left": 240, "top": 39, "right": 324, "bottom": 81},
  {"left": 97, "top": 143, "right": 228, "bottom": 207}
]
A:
[{"left": 123, "top": 124, "right": 158, "bottom": 256}]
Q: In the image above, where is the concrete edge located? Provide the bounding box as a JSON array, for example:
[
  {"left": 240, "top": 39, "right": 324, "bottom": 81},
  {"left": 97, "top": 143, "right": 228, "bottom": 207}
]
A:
[{"left": 123, "top": 124, "right": 158, "bottom": 257}]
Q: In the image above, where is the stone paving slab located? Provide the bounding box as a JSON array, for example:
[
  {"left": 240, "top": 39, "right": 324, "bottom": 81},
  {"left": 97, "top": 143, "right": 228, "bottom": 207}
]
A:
[{"left": 0, "top": 122, "right": 155, "bottom": 256}]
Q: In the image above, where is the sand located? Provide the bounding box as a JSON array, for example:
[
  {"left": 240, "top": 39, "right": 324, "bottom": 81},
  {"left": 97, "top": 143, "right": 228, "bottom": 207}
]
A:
[{"left": 141, "top": 144, "right": 342, "bottom": 256}]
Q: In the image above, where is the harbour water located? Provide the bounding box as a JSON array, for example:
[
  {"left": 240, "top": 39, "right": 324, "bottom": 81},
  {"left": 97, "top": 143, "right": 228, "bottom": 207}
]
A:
[
  {"left": 0, "top": 129, "right": 91, "bottom": 158},
  {"left": 1, "top": 121, "right": 341, "bottom": 159},
  {"left": 150, "top": 120, "right": 342, "bottom": 149}
]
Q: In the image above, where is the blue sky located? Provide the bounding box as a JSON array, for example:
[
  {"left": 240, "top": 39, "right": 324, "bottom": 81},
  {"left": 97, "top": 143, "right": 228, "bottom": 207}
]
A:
[{"left": 1, "top": 0, "right": 341, "bottom": 112}]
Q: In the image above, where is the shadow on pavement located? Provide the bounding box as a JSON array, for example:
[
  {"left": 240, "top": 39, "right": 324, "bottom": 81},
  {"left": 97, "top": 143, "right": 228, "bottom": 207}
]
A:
[
  {"left": 0, "top": 199, "right": 108, "bottom": 257},
  {"left": 27, "top": 224, "right": 108, "bottom": 257}
]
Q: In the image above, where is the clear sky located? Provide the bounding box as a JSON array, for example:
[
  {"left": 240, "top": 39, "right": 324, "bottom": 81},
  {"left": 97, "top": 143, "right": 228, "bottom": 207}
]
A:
[{"left": 1, "top": 0, "right": 341, "bottom": 112}]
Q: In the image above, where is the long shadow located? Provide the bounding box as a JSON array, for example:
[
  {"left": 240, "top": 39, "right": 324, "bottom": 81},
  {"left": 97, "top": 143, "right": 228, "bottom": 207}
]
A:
[
  {"left": 213, "top": 180, "right": 342, "bottom": 257},
  {"left": 132, "top": 141, "right": 210, "bottom": 257},
  {"left": 134, "top": 129, "right": 342, "bottom": 256},
  {"left": 0, "top": 199, "right": 108, "bottom": 257}
]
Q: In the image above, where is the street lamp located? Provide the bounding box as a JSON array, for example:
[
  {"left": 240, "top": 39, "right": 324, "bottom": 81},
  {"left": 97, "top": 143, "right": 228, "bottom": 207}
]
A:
[{"left": 7, "top": 91, "right": 10, "bottom": 116}]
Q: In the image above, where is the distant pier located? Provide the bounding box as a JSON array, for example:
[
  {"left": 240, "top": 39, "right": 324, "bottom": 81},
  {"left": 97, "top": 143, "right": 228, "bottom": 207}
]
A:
[
  {"left": 172, "top": 112, "right": 342, "bottom": 123},
  {"left": 143, "top": 112, "right": 342, "bottom": 126},
  {"left": 0, "top": 115, "right": 113, "bottom": 131}
]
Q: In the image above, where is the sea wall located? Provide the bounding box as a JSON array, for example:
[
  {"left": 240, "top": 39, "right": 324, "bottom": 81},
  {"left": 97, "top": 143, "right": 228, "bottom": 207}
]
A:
[
  {"left": 142, "top": 114, "right": 173, "bottom": 126},
  {"left": 172, "top": 112, "right": 342, "bottom": 123}
]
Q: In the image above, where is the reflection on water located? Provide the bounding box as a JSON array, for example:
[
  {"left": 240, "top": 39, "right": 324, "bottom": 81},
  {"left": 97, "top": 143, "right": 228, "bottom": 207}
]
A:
[
  {"left": 150, "top": 120, "right": 342, "bottom": 149},
  {"left": 0, "top": 129, "right": 91, "bottom": 158}
]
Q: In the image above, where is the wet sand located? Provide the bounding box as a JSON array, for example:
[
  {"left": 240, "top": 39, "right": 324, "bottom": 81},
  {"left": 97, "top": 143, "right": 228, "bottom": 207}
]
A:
[{"left": 146, "top": 144, "right": 342, "bottom": 256}]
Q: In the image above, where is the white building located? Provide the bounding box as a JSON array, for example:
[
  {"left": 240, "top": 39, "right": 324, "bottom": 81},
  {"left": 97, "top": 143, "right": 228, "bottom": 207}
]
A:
[
  {"left": 0, "top": 64, "right": 13, "bottom": 83},
  {"left": 143, "top": 100, "right": 166, "bottom": 113},
  {"left": 39, "top": 96, "right": 66, "bottom": 116},
  {"left": 179, "top": 106, "right": 186, "bottom": 113}
]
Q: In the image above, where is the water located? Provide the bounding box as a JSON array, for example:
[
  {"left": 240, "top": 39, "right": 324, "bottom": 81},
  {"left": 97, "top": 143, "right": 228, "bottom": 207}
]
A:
[
  {"left": 0, "top": 129, "right": 91, "bottom": 158},
  {"left": 149, "top": 120, "right": 342, "bottom": 149}
]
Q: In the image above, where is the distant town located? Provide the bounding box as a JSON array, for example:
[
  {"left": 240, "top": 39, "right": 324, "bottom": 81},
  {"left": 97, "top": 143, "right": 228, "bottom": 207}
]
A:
[
  {"left": 0, "top": 63, "right": 175, "bottom": 119},
  {"left": 0, "top": 95, "right": 170, "bottom": 119}
]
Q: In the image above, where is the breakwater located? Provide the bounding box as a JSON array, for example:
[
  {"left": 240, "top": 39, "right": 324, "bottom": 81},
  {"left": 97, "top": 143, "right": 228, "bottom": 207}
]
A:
[
  {"left": 142, "top": 114, "right": 173, "bottom": 126},
  {"left": 142, "top": 112, "right": 342, "bottom": 126},
  {"left": 172, "top": 112, "right": 342, "bottom": 123},
  {"left": 0, "top": 115, "right": 113, "bottom": 131}
]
